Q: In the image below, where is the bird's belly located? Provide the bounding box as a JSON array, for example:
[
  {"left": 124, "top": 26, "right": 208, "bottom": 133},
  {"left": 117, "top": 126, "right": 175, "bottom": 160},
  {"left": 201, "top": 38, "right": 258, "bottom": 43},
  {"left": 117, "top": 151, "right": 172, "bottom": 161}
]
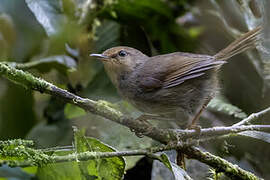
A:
[
  {"left": 128, "top": 87, "right": 204, "bottom": 117},
  {"left": 118, "top": 72, "right": 218, "bottom": 119}
]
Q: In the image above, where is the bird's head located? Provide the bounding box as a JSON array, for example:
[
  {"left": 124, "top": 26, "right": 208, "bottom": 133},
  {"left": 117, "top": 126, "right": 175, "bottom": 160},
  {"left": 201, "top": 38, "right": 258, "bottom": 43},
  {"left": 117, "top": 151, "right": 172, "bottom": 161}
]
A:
[{"left": 90, "top": 46, "right": 148, "bottom": 86}]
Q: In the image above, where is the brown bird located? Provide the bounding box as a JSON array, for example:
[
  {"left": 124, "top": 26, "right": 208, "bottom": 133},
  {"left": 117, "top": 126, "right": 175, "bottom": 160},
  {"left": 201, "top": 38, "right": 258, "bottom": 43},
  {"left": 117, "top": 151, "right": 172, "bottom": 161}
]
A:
[{"left": 90, "top": 27, "right": 262, "bottom": 128}]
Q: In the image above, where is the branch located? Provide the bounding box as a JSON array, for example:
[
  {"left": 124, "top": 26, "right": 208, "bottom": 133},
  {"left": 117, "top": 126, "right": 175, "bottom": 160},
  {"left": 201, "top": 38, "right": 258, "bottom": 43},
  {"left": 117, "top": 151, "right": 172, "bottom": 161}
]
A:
[
  {"left": 0, "top": 139, "right": 34, "bottom": 147},
  {"left": 0, "top": 62, "right": 172, "bottom": 144},
  {"left": 174, "top": 124, "right": 270, "bottom": 140},
  {"left": 0, "top": 140, "right": 260, "bottom": 180},
  {"left": 233, "top": 107, "right": 270, "bottom": 126},
  {"left": 181, "top": 146, "right": 261, "bottom": 180},
  {"left": 0, "top": 144, "right": 170, "bottom": 167},
  {"left": 0, "top": 62, "right": 264, "bottom": 180}
]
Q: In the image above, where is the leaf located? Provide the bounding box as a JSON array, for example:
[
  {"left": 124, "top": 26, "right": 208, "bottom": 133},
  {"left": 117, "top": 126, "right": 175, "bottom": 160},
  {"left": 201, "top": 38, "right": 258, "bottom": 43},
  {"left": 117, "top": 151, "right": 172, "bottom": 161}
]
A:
[
  {"left": 113, "top": 0, "right": 173, "bottom": 20},
  {"left": 0, "top": 14, "right": 16, "bottom": 59},
  {"left": 37, "top": 151, "right": 81, "bottom": 180},
  {"left": 74, "top": 129, "right": 126, "bottom": 180},
  {"left": 26, "top": 120, "right": 73, "bottom": 148},
  {"left": 238, "top": 131, "right": 270, "bottom": 144},
  {"left": 105, "top": 0, "right": 196, "bottom": 54},
  {"left": 0, "top": 14, "right": 16, "bottom": 45},
  {"left": 64, "top": 104, "right": 86, "bottom": 119},
  {"left": 159, "top": 154, "right": 193, "bottom": 180},
  {"left": 26, "top": 96, "right": 74, "bottom": 148},
  {"left": 0, "top": 165, "right": 34, "bottom": 180},
  {"left": 0, "top": 83, "right": 36, "bottom": 140},
  {"left": 94, "top": 20, "right": 121, "bottom": 52},
  {"left": 37, "top": 129, "right": 125, "bottom": 180},
  {"left": 22, "top": 166, "right": 38, "bottom": 176},
  {"left": 208, "top": 95, "right": 248, "bottom": 119},
  {"left": 13, "top": 55, "right": 77, "bottom": 75},
  {"left": 159, "top": 154, "right": 173, "bottom": 171},
  {"left": 25, "top": 0, "right": 66, "bottom": 36},
  {"left": 77, "top": 111, "right": 152, "bottom": 170}
]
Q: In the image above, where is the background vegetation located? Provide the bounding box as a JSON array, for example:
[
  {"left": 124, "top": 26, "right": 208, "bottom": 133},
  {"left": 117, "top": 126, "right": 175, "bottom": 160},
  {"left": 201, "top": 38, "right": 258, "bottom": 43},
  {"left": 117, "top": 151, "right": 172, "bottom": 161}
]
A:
[{"left": 0, "top": 0, "right": 269, "bottom": 179}]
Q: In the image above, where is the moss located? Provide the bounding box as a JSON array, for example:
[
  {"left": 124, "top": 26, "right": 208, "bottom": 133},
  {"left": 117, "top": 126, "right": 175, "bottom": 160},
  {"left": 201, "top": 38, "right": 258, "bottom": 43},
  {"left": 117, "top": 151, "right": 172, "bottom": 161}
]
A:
[
  {"left": 0, "top": 63, "right": 50, "bottom": 93},
  {"left": 0, "top": 139, "right": 34, "bottom": 147},
  {"left": 0, "top": 141, "right": 52, "bottom": 167},
  {"left": 201, "top": 151, "right": 260, "bottom": 180},
  {"left": 95, "top": 100, "right": 123, "bottom": 119}
]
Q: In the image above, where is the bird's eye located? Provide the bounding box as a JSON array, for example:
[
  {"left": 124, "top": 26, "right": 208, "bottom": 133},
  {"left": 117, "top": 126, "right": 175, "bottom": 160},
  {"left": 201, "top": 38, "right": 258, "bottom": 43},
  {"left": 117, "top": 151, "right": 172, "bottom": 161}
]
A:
[{"left": 118, "top": 50, "right": 127, "bottom": 57}]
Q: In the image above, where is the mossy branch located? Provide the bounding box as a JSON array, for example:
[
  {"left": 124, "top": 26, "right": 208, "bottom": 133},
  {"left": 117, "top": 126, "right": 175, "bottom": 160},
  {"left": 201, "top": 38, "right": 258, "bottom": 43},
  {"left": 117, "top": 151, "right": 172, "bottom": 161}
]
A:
[
  {"left": 0, "top": 139, "right": 261, "bottom": 180},
  {"left": 0, "top": 62, "right": 267, "bottom": 180},
  {"left": 0, "top": 62, "right": 173, "bottom": 144}
]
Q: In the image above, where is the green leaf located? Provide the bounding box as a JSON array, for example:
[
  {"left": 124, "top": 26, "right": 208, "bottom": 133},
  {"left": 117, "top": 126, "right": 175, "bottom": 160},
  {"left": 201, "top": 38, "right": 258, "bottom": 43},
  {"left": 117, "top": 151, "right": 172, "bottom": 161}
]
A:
[
  {"left": 11, "top": 55, "right": 77, "bottom": 75},
  {"left": 0, "top": 14, "right": 15, "bottom": 45},
  {"left": 23, "top": 166, "right": 38, "bottom": 176},
  {"left": 104, "top": 0, "right": 196, "bottom": 54},
  {"left": 37, "top": 129, "right": 125, "bottom": 180},
  {"left": 25, "top": 0, "right": 66, "bottom": 36},
  {"left": 0, "top": 83, "right": 36, "bottom": 140},
  {"left": 94, "top": 20, "right": 121, "bottom": 52},
  {"left": 37, "top": 151, "right": 82, "bottom": 180},
  {"left": 159, "top": 154, "right": 173, "bottom": 171},
  {"left": 114, "top": 0, "right": 173, "bottom": 20},
  {"left": 159, "top": 154, "right": 192, "bottom": 180},
  {"left": 64, "top": 104, "right": 86, "bottom": 119},
  {"left": 77, "top": 109, "right": 152, "bottom": 170},
  {"left": 208, "top": 95, "right": 248, "bottom": 119},
  {"left": 74, "top": 129, "right": 126, "bottom": 180},
  {"left": 0, "top": 14, "right": 15, "bottom": 59}
]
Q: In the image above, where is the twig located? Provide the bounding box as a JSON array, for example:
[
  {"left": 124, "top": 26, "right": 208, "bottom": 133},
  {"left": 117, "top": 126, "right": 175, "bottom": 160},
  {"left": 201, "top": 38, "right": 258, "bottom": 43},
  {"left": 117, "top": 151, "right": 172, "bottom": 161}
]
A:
[
  {"left": 181, "top": 146, "right": 261, "bottom": 180},
  {"left": 233, "top": 107, "right": 270, "bottom": 126},
  {"left": 174, "top": 124, "right": 270, "bottom": 140},
  {"left": 0, "top": 149, "right": 163, "bottom": 168},
  {"left": 0, "top": 143, "right": 175, "bottom": 167}
]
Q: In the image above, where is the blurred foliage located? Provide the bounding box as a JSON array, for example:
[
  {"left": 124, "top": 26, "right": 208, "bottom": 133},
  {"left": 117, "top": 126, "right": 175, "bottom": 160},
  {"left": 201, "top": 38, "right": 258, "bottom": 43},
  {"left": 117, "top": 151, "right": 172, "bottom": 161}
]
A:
[
  {"left": 0, "top": 0, "right": 269, "bottom": 179},
  {"left": 158, "top": 153, "right": 192, "bottom": 180},
  {"left": 208, "top": 95, "right": 247, "bottom": 119}
]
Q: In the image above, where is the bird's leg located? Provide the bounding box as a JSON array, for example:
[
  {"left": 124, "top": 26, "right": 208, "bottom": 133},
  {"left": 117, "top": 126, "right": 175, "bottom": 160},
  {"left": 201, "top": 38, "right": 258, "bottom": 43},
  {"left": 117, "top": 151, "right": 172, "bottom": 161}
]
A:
[
  {"left": 178, "top": 99, "right": 213, "bottom": 167},
  {"left": 179, "top": 98, "right": 213, "bottom": 168},
  {"left": 188, "top": 96, "right": 213, "bottom": 130},
  {"left": 131, "top": 114, "right": 155, "bottom": 138},
  {"left": 176, "top": 150, "right": 186, "bottom": 169}
]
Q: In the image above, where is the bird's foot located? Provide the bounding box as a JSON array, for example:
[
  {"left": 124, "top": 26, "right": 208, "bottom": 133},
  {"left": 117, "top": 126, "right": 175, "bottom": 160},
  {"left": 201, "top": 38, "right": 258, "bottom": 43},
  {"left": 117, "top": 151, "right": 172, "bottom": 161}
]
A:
[
  {"left": 188, "top": 124, "right": 202, "bottom": 139},
  {"left": 129, "top": 114, "right": 154, "bottom": 138}
]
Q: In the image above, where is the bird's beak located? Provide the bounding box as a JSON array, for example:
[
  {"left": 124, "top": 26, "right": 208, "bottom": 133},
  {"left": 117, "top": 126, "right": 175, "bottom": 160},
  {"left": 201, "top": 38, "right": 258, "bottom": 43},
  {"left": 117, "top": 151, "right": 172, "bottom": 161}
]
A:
[{"left": 90, "top": 53, "right": 109, "bottom": 61}]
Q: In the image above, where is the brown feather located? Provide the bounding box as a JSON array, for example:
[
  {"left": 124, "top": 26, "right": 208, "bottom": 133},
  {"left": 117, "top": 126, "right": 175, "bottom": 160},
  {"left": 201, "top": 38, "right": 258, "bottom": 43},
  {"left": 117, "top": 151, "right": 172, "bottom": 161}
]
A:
[{"left": 135, "top": 52, "right": 224, "bottom": 90}]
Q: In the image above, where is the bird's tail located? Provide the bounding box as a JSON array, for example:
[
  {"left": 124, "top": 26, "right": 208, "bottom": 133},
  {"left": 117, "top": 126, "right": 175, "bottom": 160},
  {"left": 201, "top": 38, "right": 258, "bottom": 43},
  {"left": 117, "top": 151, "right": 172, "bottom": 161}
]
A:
[{"left": 214, "top": 26, "right": 262, "bottom": 61}]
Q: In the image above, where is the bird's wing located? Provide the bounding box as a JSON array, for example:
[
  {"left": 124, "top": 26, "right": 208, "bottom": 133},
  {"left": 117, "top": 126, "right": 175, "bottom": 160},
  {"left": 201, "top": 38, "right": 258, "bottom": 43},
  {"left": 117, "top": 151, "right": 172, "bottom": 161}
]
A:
[{"left": 136, "top": 52, "right": 226, "bottom": 91}]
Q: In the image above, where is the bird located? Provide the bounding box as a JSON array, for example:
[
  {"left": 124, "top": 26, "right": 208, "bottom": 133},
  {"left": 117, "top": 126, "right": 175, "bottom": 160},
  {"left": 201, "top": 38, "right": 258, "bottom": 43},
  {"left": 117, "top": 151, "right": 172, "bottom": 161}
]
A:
[{"left": 90, "top": 26, "right": 262, "bottom": 128}]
